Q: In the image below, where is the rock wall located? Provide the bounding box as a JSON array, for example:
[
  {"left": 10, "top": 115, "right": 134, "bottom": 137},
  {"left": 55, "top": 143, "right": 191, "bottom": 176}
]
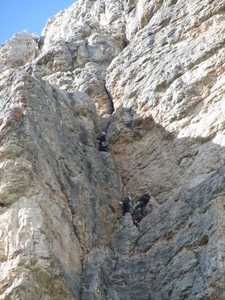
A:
[
  {"left": 0, "top": 67, "right": 123, "bottom": 299},
  {"left": 0, "top": 0, "right": 225, "bottom": 299}
]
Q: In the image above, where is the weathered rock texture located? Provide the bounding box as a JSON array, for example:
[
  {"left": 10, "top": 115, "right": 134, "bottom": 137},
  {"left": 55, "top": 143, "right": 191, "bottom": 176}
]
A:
[{"left": 0, "top": 0, "right": 225, "bottom": 299}]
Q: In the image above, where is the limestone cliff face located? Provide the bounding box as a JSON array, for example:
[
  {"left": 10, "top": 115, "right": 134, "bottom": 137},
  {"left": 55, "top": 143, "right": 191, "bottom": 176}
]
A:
[{"left": 0, "top": 0, "right": 225, "bottom": 299}]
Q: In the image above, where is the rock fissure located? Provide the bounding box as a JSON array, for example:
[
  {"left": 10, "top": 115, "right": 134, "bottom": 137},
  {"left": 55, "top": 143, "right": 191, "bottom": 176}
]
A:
[{"left": 0, "top": 0, "right": 225, "bottom": 299}]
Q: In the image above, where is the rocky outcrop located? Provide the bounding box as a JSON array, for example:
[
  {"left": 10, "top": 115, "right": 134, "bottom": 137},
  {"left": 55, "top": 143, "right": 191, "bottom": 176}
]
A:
[
  {"left": 0, "top": 31, "right": 39, "bottom": 70},
  {"left": 0, "top": 0, "right": 225, "bottom": 299},
  {"left": 0, "top": 68, "right": 123, "bottom": 299},
  {"left": 106, "top": 0, "right": 225, "bottom": 203}
]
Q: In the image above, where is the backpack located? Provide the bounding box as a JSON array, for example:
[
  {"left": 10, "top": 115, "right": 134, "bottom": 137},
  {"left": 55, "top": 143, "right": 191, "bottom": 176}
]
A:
[
  {"left": 132, "top": 208, "right": 144, "bottom": 225},
  {"left": 132, "top": 213, "right": 143, "bottom": 226}
]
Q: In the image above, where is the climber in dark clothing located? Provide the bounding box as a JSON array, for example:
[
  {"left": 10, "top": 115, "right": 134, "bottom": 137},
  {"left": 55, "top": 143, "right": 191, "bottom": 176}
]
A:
[
  {"left": 132, "top": 193, "right": 150, "bottom": 226},
  {"left": 119, "top": 197, "right": 133, "bottom": 216},
  {"left": 133, "top": 193, "right": 150, "bottom": 215},
  {"left": 97, "top": 132, "right": 108, "bottom": 151}
]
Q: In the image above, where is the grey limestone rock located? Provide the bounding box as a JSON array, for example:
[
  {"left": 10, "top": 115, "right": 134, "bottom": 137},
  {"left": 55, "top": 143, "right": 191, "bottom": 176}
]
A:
[{"left": 0, "top": 0, "right": 225, "bottom": 299}]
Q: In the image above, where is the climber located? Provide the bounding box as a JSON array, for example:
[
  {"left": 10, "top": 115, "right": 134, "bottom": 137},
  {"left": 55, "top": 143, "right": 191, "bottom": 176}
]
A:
[
  {"left": 132, "top": 193, "right": 150, "bottom": 227},
  {"left": 97, "top": 132, "right": 108, "bottom": 152},
  {"left": 133, "top": 193, "right": 150, "bottom": 216},
  {"left": 119, "top": 196, "right": 133, "bottom": 216}
]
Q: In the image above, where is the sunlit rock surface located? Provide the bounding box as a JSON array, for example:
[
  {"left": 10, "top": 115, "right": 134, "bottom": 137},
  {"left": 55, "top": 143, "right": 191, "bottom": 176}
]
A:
[{"left": 0, "top": 0, "right": 225, "bottom": 299}]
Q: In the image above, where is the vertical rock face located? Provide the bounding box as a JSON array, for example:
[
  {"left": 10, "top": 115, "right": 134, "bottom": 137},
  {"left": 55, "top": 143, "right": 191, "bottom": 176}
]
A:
[
  {"left": 0, "top": 68, "right": 123, "bottom": 299},
  {"left": 0, "top": 0, "right": 225, "bottom": 299},
  {"left": 106, "top": 0, "right": 225, "bottom": 202}
]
